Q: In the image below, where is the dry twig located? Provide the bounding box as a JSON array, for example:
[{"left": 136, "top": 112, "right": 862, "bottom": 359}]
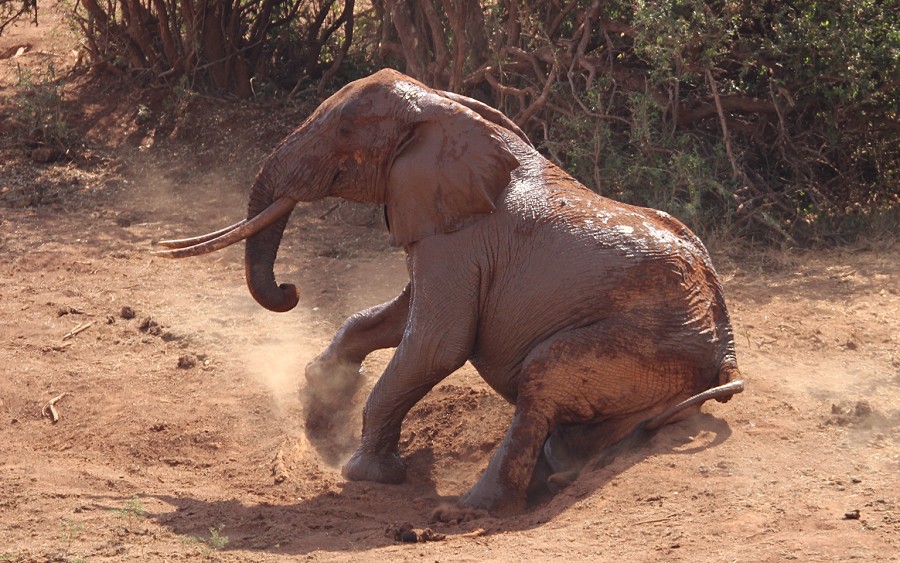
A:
[
  {"left": 631, "top": 516, "right": 674, "bottom": 526},
  {"left": 272, "top": 441, "right": 289, "bottom": 484},
  {"left": 62, "top": 321, "right": 95, "bottom": 341},
  {"left": 41, "top": 393, "right": 68, "bottom": 424},
  {"left": 706, "top": 68, "right": 740, "bottom": 181}
]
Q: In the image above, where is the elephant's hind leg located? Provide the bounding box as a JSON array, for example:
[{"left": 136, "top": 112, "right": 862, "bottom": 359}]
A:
[
  {"left": 458, "top": 391, "right": 556, "bottom": 515},
  {"left": 460, "top": 322, "right": 711, "bottom": 514}
]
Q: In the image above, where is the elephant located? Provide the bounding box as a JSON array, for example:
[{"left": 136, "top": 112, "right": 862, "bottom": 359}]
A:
[{"left": 155, "top": 68, "right": 744, "bottom": 516}]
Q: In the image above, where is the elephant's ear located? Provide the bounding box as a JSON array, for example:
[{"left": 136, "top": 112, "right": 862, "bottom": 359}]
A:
[
  {"left": 437, "top": 89, "right": 533, "bottom": 147},
  {"left": 385, "top": 100, "right": 519, "bottom": 247}
]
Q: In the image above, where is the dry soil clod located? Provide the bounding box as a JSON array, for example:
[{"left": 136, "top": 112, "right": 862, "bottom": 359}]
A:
[
  {"left": 176, "top": 355, "right": 196, "bottom": 369},
  {"left": 391, "top": 522, "right": 446, "bottom": 543}
]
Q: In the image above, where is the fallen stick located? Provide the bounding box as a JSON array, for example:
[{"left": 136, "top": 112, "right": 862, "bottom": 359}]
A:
[
  {"left": 458, "top": 528, "right": 486, "bottom": 538},
  {"left": 631, "top": 516, "right": 673, "bottom": 526},
  {"left": 41, "top": 392, "right": 68, "bottom": 423},
  {"left": 62, "top": 321, "right": 95, "bottom": 341},
  {"left": 272, "top": 441, "right": 289, "bottom": 484},
  {"left": 44, "top": 342, "right": 73, "bottom": 352}
]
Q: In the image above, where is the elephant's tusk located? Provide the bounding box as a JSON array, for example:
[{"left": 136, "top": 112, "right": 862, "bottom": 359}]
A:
[
  {"left": 153, "top": 197, "right": 297, "bottom": 258},
  {"left": 157, "top": 219, "right": 249, "bottom": 249}
]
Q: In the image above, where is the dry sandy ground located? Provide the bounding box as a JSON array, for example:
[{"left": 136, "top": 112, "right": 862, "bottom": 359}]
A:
[{"left": 1, "top": 11, "right": 898, "bottom": 562}]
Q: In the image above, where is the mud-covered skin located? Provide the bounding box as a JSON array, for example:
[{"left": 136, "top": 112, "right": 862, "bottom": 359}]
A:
[
  {"left": 317, "top": 134, "right": 737, "bottom": 513},
  {"left": 333, "top": 138, "right": 738, "bottom": 514},
  {"left": 173, "top": 69, "right": 741, "bottom": 514}
]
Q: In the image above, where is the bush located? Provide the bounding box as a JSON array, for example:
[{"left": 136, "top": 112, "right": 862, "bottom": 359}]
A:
[
  {"left": 70, "top": 0, "right": 356, "bottom": 98},
  {"left": 4, "top": 0, "right": 895, "bottom": 243},
  {"left": 0, "top": 0, "right": 37, "bottom": 36},
  {"left": 374, "top": 0, "right": 899, "bottom": 243},
  {"left": 9, "top": 62, "right": 75, "bottom": 153}
]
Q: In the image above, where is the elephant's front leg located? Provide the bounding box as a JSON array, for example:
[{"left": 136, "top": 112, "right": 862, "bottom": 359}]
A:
[
  {"left": 341, "top": 341, "right": 473, "bottom": 483},
  {"left": 342, "top": 261, "right": 479, "bottom": 485},
  {"left": 305, "top": 283, "right": 411, "bottom": 406},
  {"left": 303, "top": 284, "right": 411, "bottom": 464}
]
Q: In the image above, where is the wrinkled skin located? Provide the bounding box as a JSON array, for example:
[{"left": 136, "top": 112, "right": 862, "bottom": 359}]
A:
[{"left": 165, "top": 69, "right": 742, "bottom": 515}]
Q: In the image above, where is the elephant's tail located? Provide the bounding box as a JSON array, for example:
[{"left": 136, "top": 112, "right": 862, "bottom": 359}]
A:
[
  {"left": 709, "top": 266, "right": 742, "bottom": 403},
  {"left": 644, "top": 378, "right": 745, "bottom": 432},
  {"left": 715, "top": 362, "right": 743, "bottom": 403}
]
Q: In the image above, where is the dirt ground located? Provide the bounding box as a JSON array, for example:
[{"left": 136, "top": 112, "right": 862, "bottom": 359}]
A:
[{"left": 1, "top": 11, "right": 898, "bottom": 562}]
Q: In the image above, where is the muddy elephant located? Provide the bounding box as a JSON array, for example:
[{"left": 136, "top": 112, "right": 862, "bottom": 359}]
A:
[{"left": 156, "top": 69, "right": 743, "bottom": 515}]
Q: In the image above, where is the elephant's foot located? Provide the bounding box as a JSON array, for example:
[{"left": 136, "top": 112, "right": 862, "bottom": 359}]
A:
[
  {"left": 304, "top": 354, "right": 364, "bottom": 406},
  {"left": 542, "top": 424, "right": 606, "bottom": 474},
  {"left": 457, "top": 474, "right": 527, "bottom": 516},
  {"left": 303, "top": 356, "right": 364, "bottom": 466},
  {"left": 546, "top": 469, "right": 578, "bottom": 493},
  {"left": 455, "top": 480, "right": 526, "bottom": 517},
  {"left": 342, "top": 447, "right": 406, "bottom": 484}
]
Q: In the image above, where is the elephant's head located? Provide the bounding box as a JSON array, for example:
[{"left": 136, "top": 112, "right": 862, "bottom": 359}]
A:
[{"left": 155, "top": 69, "right": 526, "bottom": 312}]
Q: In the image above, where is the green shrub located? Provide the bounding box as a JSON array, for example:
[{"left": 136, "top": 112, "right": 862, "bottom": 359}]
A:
[
  {"left": 7, "top": 0, "right": 894, "bottom": 243},
  {"left": 10, "top": 62, "right": 74, "bottom": 150}
]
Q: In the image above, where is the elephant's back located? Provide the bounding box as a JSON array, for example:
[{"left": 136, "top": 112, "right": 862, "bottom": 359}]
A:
[{"left": 471, "top": 175, "right": 729, "bottom": 394}]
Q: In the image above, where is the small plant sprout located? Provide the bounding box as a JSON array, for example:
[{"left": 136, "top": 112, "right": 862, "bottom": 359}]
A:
[
  {"left": 208, "top": 524, "right": 230, "bottom": 550},
  {"left": 112, "top": 495, "right": 146, "bottom": 519}
]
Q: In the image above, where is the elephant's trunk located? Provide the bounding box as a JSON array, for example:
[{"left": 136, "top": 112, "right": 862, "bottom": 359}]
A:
[{"left": 245, "top": 179, "right": 300, "bottom": 312}]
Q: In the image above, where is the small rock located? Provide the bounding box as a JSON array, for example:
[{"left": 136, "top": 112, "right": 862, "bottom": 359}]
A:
[
  {"left": 139, "top": 316, "right": 162, "bottom": 335},
  {"left": 854, "top": 401, "right": 873, "bottom": 417},
  {"left": 177, "top": 355, "right": 196, "bottom": 369},
  {"left": 389, "top": 522, "right": 445, "bottom": 543},
  {"left": 844, "top": 509, "right": 860, "bottom": 520},
  {"left": 31, "top": 147, "right": 59, "bottom": 163},
  {"left": 57, "top": 306, "right": 83, "bottom": 316},
  {"left": 120, "top": 306, "right": 135, "bottom": 319}
]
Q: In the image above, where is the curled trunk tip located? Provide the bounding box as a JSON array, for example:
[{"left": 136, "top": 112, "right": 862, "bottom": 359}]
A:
[
  {"left": 247, "top": 278, "right": 300, "bottom": 313},
  {"left": 244, "top": 195, "right": 300, "bottom": 312}
]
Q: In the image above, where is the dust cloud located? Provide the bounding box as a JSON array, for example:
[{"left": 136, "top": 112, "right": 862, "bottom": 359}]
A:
[
  {"left": 121, "top": 159, "right": 255, "bottom": 235},
  {"left": 130, "top": 157, "right": 411, "bottom": 467},
  {"left": 239, "top": 329, "right": 310, "bottom": 405},
  {"left": 131, "top": 157, "right": 317, "bottom": 406}
]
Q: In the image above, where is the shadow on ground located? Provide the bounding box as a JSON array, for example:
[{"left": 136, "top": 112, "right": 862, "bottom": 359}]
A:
[{"left": 140, "top": 412, "right": 733, "bottom": 556}]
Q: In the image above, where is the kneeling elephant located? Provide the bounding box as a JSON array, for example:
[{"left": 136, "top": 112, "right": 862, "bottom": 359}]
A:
[{"left": 156, "top": 69, "right": 744, "bottom": 515}]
